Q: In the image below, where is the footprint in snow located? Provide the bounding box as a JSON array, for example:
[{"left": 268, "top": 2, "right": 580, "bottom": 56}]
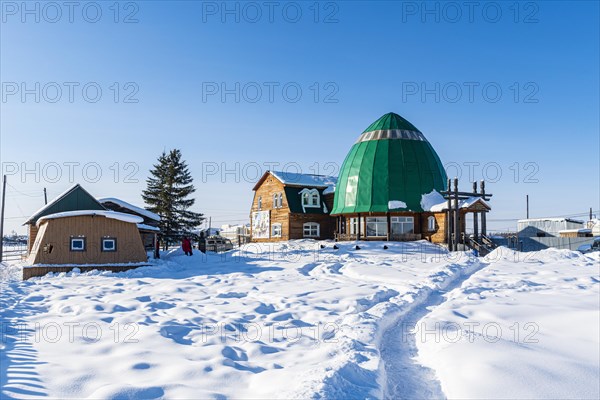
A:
[
  {"left": 132, "top": 362, "right": 151, "bottom": 370},
  {"left": 25, "top": 295, "right": 45, "bottom": 302},
  {"left": 254, "top": 303, "right": 276, "bottom": 314},
  {"left": 259, "top": 345, "right": 281, "bottom": 354},
  {"left": 221, "top": 345, "right": 248, "bottom": 361},
  {"left": 217, "top": 292, "right": 247, "bottom": 299},
  {"left": 146, "top": 301, "right": 175, "bottom": 311},
  {"left": 135, "top": 296, "right": 152, "bottom": 302}
]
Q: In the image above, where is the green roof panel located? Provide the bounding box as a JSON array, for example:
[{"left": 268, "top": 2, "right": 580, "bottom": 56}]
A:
[{"left": 331, "top": 113, "right": 447, "bottom": 214}]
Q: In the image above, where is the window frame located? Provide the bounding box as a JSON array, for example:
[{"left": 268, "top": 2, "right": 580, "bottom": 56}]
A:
[
  {"left": 391, "top": 216, "right": 415, "bottom": 235},
  {"left": 258, "top": 196, "right": 262, "bottom": 210},
  {"left": 366, "top": 216, "right": 388, "bottom": 237},
  {"left": 303, "top": 222, "right": 320, "bottom": 238},
  {"left": 300, "top": 188, "right": 320, "bottom": 208},
  {"left": 271, "top": 223, "right": 282, "bottom": 238},
  {"left": 101, "top": 237, "right": 117, "bottom": 252},
  {"left": 427, "top": 216, "right": 436, "bottom": 231},
  {"left": 70, "top": 237, "right": 86, "bottom": 252}
]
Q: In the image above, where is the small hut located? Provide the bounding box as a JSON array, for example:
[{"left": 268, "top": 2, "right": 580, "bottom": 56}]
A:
[{"left": 22, "top": 184, "right": 150, "bottom": 279}]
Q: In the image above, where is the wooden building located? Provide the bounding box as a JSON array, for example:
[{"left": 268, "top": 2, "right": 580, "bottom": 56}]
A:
[
  {"left": 250, "top": 112, "right": 494, "bottom": 253},
  {"left": 22, "top": 184, "right": 154, "bottom": 279},
  {"left": 99, "top": 197, "right": 161, "bottom": 250},
  {"left": 250, "top": 171, "right": 336, "bottom": 242}
]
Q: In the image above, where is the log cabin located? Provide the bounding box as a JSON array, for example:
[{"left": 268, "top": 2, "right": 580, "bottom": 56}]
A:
[{"left": 250, "top": 171, "right": 337, "bottom": 242}]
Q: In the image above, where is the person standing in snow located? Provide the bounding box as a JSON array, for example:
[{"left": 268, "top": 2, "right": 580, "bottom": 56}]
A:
[{"left": 182, "top": 237, "right": 193, "bottom": 256}]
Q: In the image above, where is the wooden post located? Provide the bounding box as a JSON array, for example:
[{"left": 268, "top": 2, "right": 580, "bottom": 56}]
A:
[
  {"left": 0, "top": 175, "right": 6, "bottom": 262},
  {"left": 446, "top": 178, "right": 452, "bottom": 248},
  {"left": 480, "top": 180, "right": 487, "bottom": 237},
  {"left": 473, "top": 181, "right": 479, "bottom": 242},
  {"left": 153, "top": 233, "right": 160, "bottom": 259},
  {"left": 453, "top": 178, "right": 460, "bottom": 251},
  {"left": 356, "top": 213, "right": 361, "bottom": 241},
  {"left": 386, "top": 213, "right": 391, "bottom": 241}
]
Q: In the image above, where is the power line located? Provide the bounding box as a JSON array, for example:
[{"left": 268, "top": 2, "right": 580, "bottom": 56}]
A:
[{"left": 6, "top": 184, "right": 44, "bottom": 198}]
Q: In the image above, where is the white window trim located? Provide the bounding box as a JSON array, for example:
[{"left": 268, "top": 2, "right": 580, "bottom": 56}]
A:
[
  {"left": 271, "top": 223, "right": 282, "bottom": 238},
  {"left": 70, "top": 237, "right": 86, "bottom": 252},
  {"left": 258, "top": 196, "right": 262, "bottom": 210},
  {"left": 303, "top": 222, "right": 320, "bottom": 238},
  {"left": 299, "top": 188, "right": 320, "bottom": 212},
  {"left": 366, "top": 216, "right": 388, "bottom": 237},
  {"left": 102, "top": 238, "right": 117, "bottom": 252},
  {"left": 427, "top": 216, "right": 436, "bottom": 231},
  {"left": 391, "top": 216, "right": 415, "bottom": 235}
]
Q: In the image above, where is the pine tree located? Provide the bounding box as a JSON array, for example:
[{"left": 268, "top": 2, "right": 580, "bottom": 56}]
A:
[{"left": 142, "top": 149, "right": 204, "bottom": 247}]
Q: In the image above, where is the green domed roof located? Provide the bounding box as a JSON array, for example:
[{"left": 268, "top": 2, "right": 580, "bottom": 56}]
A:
[
  {"left": 331, "top": 112, "right": 447, "bottom": 214},
  {"left": 362, "top": 112, "right": 420, "bottom": 133}
]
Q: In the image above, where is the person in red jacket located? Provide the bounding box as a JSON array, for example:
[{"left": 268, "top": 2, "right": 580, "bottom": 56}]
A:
[{"left": 182, "top": 237, "right": 193, "bottom": 256}]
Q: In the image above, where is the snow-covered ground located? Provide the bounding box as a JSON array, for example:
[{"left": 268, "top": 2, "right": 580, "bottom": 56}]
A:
[
  {"left": 1, "top": 241, "right": 598, "bottom": 399},
  {"left": 417, "top": 247, "right": 600, "bottom": 400}
]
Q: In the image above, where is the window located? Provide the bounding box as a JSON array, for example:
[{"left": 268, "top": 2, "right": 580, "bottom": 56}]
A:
[
  {"left": 349, "top": 218, "right": 365, "bottom": 235},
  {"left": 102, "top": 238, "right": 117, "bottom": 252},
  {"left": 300, "top": 189, "right": 320, "bottom": 208},
  {"left": 258, "top": 196, "right": 262, "bottom": 210},
  {"left": 427, "top": 216, "right": 436, "bottom": 231},
  {"left": 272, "top": 193, "right": 283, "bottom": 208},
  {"left": 271, "top": 223, "right": 282, "bottom": 238},
  {"left": 70, "top": 237, "right": 86, "bottom": 251},
  {"left": 366, "top": 217, "right": 388, "bottom": 237},
  {"left": 311, "top": 193, "right": 319, "bottom": 206},
  {"left": 303, "top": 222, "right": 320, "bottom": 238},
  {"left": 391, "top": 216, "right": 414, "bottom": 234}
]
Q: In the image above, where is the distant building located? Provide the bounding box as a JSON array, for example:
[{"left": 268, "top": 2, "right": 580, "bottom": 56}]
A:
[
  {"left": 219, "top": 224, "right": 250, "bottom": 246},
  {"left": 517, "top": 218, "right": 585, "bottom": 238}
]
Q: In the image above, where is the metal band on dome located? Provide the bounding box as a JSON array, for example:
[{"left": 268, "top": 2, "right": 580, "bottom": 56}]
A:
[{"left": 355, "top": 129, "right": 427, "bottom": 143}]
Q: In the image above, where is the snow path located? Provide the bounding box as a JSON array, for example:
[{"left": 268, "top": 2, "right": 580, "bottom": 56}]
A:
[{"left": 380, "top": 258, "right": 486, "bottom": 400}]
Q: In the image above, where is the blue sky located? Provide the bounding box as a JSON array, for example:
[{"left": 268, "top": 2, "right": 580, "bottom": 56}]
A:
[{"left": 1, "top": 1, "right": 598, "bottom": 234}]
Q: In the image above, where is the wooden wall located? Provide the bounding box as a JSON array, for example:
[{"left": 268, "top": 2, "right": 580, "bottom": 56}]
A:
[
  {"left": 28, "top": 215, "right": 147, "bottom": 265},
  {"left": 289, "top": 213, "right": 335, "bottom": 240},
  {"left": 420, "top": 212, "right": 447, "bottom": 244},
  {"left": 27, "top": 224, "right": 38, "bottom": 252},
  {"left": 250, "top": 176, "right": 290, "bottom": 242}
]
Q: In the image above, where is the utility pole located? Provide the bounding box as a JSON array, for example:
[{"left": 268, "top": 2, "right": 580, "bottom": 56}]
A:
[
  {"left": 590, "top": 207, "right": 593, "bottom": 221},
  {"left": 44, "top": 188, "right": 48, "bottom": 205},
  {"left": 0, "top": 175, "right": 7, "bottom": 263},
  {"left": 526, "top": 195, "right": 529, "bottom": 219}
]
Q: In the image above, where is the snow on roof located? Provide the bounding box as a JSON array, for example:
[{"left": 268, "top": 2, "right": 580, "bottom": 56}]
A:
[
  {"left": 429, "top": 196, "right": 490, "bottom": 212},
  {"left": 388, "top": 200, "right": 407, "bottom": 210},
  {"left": 137, "top": 223, "right": 160, "bottom": 232},
  {"left": 37, "top": 210, "right": 143, "bottom": 226},
  {"left": 270, "top": 171, "right": 337, "bottom": 191},
  {"left": 99, "top": 197, "right": 160, "bottom": 221},
  {"left": 517, "top": 218, "right": 584, "bottom": 224},
  {"left": 559, "top": 228, "right": 592, "bottom": 233},
  {"left": 420, "top": 190, "right": 446, "bottom": 211}
]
